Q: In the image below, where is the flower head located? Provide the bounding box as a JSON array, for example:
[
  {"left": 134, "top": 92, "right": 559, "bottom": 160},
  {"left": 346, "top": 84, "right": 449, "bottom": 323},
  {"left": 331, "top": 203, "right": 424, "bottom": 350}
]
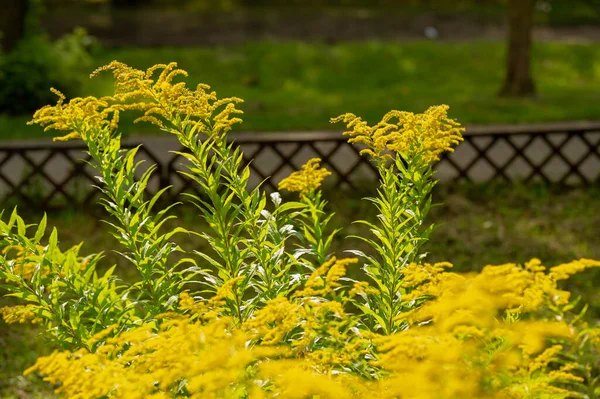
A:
[
  {"left": 92, "top": 61, "right": 244, "bottom": 137},
  {"left": 278, "top": 158, "right": 331, "bottom": 195},
  {"left": 28, "top": 89, "right": 118, "bottom": 142},
  {"left": 29, "top": 61, "right": 244, "bottom": 141},
  {"left": 331, "top": 105, "right": 464, "bottom": 163},
  {"left": 294, "top": 257, "right": 358, "bottom": 298},
  {"left": 0, "top": 305, "right": 43, "bottom": 324}
]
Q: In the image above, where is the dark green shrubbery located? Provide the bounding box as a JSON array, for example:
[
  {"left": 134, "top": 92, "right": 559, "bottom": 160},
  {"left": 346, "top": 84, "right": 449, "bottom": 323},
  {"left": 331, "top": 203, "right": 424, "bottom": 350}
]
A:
[{"left": 0, "top": 28, "right": 99, "bottom": 115}]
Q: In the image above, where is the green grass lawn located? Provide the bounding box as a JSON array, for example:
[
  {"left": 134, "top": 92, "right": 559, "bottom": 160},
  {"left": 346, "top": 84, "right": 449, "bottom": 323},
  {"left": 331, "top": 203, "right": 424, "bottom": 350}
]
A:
[{"left": 3, "top": 40, "right": 600, "bottom": 140}]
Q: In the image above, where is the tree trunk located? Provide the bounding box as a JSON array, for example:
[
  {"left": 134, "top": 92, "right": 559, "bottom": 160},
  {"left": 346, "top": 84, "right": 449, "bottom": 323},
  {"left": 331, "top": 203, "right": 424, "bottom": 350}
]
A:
[
  {"left": 500, "top": 0, "right": 536, "bottom": 97},
  {"left": 0, "top": 0, "right": 29, "bottom": 52}
]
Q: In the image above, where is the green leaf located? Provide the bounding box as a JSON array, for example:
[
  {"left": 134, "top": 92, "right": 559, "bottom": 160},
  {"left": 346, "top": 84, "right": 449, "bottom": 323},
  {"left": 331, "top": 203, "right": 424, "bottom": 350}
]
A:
[
  {"left": 48, "top": 228, "right": 58, "bottom": 252},
  {"left": 16, "top": 215, "right": 26, "bottom": 236},
  {"left": 276, "top": 201, "right": 306, "bottom": 214},
  {"left": 6, "top": 291, "right": 39, "bottom": 303},
  {"left": 7, "top": 207, "right": 18, "bottom": 230},
  {"left": 34, "top": 214, "right": 47, "bottom": 243},
  {"left": 353, "top": 302, "right": 388, "bottom": 333}
]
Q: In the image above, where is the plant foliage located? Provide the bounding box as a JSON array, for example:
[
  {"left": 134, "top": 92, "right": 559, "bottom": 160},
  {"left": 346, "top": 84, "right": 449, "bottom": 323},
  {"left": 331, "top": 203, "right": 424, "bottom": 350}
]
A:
[{"left": 1, "top": 61, "right": 599, "bottom": 398}]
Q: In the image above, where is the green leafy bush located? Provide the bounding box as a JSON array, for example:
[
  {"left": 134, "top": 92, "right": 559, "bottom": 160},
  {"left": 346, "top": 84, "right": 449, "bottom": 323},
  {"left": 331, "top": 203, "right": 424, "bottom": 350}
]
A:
[{"left": 0, "top": 28, "right": 98, "bottom": 115}]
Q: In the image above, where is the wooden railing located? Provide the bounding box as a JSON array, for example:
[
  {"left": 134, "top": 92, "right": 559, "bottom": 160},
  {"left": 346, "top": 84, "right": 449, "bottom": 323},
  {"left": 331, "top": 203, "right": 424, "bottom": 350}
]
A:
[{"left": 1, "top": 121, "right": 599, "bottom": 209}]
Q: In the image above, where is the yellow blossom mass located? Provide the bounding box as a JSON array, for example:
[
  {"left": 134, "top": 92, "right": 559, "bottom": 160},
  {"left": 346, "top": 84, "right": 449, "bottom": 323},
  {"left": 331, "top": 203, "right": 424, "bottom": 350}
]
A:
[
  {"left": 29, "top": 61, "right": 244, "bottom": 142},
  {"left": 0, "top": 304, "right": 43, "bottom": 324},
  {"left": 23, "top": 256, "right": 599, "bottom": 398},
  {"left": 331, "top": 105, "right": 464, "bottom": 162},
  {"left": 278, "top": 158, "right": 332, "bottom": 195}
]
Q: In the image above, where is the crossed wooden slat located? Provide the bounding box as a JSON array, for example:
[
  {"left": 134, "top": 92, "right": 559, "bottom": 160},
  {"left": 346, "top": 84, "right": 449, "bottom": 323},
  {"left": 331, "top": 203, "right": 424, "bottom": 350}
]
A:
[
  {"left": 435, "top": 131, "right": 600, "bottom": 184},
  {"left": 0, "top": 127, "right": 598, "bottom": 210}
]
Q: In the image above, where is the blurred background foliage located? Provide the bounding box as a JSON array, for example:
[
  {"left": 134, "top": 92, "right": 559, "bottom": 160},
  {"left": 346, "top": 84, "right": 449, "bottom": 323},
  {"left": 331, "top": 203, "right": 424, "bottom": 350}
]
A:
[
  {"left": 0, "top": 0, "right": 99, "bottom": 115},
  {"left": 1, "top": 0, "right": 600, "bottom": 134},
  {"left": 0, "top": 28, "right": 99, "bottom": 115}
]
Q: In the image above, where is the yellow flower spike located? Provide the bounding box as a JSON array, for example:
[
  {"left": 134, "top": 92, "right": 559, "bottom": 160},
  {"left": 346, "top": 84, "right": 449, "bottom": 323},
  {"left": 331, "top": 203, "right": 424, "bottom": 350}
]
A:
[
  {"left": 293, "top": 257, "right": 357, "bottom": 298},
  {"left": 86, "top": 61, "right": 244, "bottom": 137},
  {"left": 244, "top": 297, "right": 303, "bottom": 345},
  {"left": 278, "top": 158, "right": 332, "bottom": 195},
  {"left": 53, "top": 132, "right": 82, "bottom": 142},
  {"left": 178, "top": 277, "right": 244, "bottom": 321},
  {"left": 179, "top": 292, "right": 196, "bottom": 310},
  {"left": 549, "top": 258, "right": 600, "bottom": 280},
  {"left": 214, "top": 275, "right": 244, "bottom": 301},
  {"left": 349, "top": 281, "right": 379, "bottom": 297},
  {"left": 0, "top": 305, "right": 43, "bottom": 324},
  {"left": 331, "top": 105, "right": 464, "bottom": 163},
  {"left": 144, "top": 63, "right": 169, "bottom": 79},
  {"left": 87, "top": 324, "right": 119, "bottom": 346},
  {"left": 325, "top": 257, "right": 358, "bottom": 288},
  {"left": 528, "top": 345, "right": 563, "bottom": 373},
  {"left": 29, "top": 90, "right": 119, "bottom": 143},
  {"left": 547, "top": 363, "right": 585, "bottom": 383}
]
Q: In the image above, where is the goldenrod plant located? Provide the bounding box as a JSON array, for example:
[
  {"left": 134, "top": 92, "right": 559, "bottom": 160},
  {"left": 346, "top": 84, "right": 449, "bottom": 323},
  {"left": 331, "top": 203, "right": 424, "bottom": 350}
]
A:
[
  {"left": 331, "top": 106, "right": 463, "bottom": 334},
  {"left": 279, "top": 158, "right": 338, "bottom": 266},
  {"left": 0, "top": 61, "right": 599, "bottom": 398}
]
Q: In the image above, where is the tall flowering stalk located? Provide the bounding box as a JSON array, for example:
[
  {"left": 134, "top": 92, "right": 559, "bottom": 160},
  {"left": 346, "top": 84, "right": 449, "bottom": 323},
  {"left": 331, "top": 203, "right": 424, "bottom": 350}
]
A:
[
  {"left": 279, "top": 158, "right": 339, "bottom": 266},
  {"left": 332, "top": 106, "right": 464, "bottom": 334},
  {"left": 90, "top": 62, "right": 312, "bottom": 320},
  {"left": 27, "top": 88, "right": 189, "bottom": 325},
  {"left": 29, "top": 62, "right": 315, "bottom": 323}
]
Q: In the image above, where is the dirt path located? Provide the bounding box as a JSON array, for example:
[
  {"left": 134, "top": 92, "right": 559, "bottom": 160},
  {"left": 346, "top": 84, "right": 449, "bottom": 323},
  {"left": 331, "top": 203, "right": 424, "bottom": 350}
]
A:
[{"left": 43, "top": 7, "right": 600, "bottom": 47}]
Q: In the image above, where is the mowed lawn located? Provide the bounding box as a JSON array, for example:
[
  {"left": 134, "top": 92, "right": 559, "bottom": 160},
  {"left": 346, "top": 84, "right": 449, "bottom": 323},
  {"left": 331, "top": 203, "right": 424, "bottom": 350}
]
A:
[{"left": 2, "top": 39, "right": 600, "bottom": 139}]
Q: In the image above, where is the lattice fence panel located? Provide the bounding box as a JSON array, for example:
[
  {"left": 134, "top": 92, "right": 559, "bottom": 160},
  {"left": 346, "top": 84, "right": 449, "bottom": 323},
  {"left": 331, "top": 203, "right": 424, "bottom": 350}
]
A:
[
  {"left": 435, "top": 131, "right": 600, "bottom": 184},
  {"left": 0, "top": 124, "right": 598, "bottom": 209}
]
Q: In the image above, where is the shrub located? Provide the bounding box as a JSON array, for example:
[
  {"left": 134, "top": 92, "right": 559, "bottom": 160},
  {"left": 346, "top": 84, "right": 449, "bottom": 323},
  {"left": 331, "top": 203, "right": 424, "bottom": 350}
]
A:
[
  {"left": 0, "top": 28, "right": 98, "bottom": 115},
  {"left": 1, "top": 61, "right": 599, "bottom": 398}
]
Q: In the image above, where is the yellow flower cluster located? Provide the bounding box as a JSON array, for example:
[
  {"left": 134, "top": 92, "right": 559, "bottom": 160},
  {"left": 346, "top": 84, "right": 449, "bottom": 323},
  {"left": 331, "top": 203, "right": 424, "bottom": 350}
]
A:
[
  {"left": 246, "top": 296, "right": 357, "bottom": 363},
  {"left": 401, "top": 261, "right": 453, "bottom": 299},
  {"left": 244, "top": 258, "right": 370, "bottom": 369},
  {"left": 376, "top": 259, "right": 597, "bottom": 398},
  {"left": 28, "top": 89, "right": 118, "bottom": 142},
  {"left": 401, "top": 258, "right": 600, "bottom": 316},
  {"left": 26, "top": 317, "right": 281, "bottom": 399},
  {"left": 548, "top": 258, "right": 600, "bottom": 280},
  {"left": 372, "top": 318, "right": 578, "bottom": 399},
  {"left": 331, "top": 105, "right": 464, "bottom": 162},
  {"left": 505, "top": 345, "right": 584, "bottom": 398},
  {"left": 24, "top": 255, "right": 599, "bottom": 398},
  {"left": 244, "top": 297, "right": 303, "bottom": 345},
  {"left": 0, "top": 304, "right": 42, "bottom": 324},
  {"left": 278, "top": 158, "right": 332, "bottom": 195},
  {"left": 29, "top": 61, "right": 244, "bottom": 141},
  {"left": 93, "top": 61, "right": 243, "bottom": 136},
  {"left": 294, "top": 256, "right": 358, "bottom": 297},
  {"left": 179, "top": 276, "right": 243, "bottom": 321}
]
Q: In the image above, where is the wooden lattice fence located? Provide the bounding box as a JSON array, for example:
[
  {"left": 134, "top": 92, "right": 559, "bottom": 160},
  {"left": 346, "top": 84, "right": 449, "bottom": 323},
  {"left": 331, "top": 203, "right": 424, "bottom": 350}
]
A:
[{"left": 0, "top": 121, "right": 599, "bottom": 209}]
